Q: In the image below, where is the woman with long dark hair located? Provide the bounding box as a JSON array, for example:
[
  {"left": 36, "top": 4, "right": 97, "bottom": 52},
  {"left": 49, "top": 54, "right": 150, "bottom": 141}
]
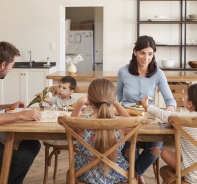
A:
[{"left": 116, "top": 35, "right": 176, "bottom": 184}]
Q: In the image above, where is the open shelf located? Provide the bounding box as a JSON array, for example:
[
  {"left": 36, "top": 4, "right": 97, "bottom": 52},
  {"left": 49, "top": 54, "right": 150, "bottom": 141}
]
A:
[{"left": 137, "top": 0, "right": 197, "bottom": 70}]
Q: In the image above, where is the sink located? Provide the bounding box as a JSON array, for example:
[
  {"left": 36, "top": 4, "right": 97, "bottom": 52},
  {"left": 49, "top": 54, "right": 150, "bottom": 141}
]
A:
[{"left": 13, "top": 62, "right": 56, "bottom": 68}]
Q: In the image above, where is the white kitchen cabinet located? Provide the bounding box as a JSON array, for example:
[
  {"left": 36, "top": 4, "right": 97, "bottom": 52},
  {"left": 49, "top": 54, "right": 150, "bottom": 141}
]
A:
[{"left": 0, "top": 68, "right": 54, "bottom": 106}]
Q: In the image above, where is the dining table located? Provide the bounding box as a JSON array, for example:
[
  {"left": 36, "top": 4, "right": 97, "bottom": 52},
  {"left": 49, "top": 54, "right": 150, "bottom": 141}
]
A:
[{"left": 0, "top": 109, "right": 174, "bottom": 184}]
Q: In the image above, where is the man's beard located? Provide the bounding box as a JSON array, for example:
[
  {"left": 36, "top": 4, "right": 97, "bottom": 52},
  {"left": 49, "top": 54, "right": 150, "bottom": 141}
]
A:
[{"left": 0, "top": 77, "right": 5, "bottom": 79}]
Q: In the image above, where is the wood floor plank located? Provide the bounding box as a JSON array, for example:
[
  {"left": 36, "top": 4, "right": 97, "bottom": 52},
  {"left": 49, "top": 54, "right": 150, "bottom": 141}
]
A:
[{"left": 23, "top": 141, "right": 175, "bottom": 184}]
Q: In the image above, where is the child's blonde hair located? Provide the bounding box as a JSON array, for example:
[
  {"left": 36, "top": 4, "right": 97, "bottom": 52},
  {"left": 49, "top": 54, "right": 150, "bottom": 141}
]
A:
[{"left": 88, "top": 78, "right": 117, "bottom": 175}]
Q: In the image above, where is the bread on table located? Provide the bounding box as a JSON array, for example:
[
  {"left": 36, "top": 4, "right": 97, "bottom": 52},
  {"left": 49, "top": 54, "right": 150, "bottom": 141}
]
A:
[
  {"left": 5, "top": 108, "right": 16, "bottom": 113},
  {"left": 113, "top": 108, "right": 144, "bottom": 116},
  {"left": 125, "top": 108, "right": 144, "bottom": 116}
]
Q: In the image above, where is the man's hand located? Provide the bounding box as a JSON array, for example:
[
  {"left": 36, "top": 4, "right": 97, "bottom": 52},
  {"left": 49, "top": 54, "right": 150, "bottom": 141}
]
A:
[
  {"left": 11, "top": 100, "right": 25, "bottom": 109},
  {"left": 19, "top": 109, "right": 41, "bottom": 121}
]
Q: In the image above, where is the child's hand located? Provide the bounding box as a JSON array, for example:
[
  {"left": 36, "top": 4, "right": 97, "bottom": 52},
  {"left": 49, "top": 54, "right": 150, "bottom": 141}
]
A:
[
  {"left": 166, "top": 105, "right": 175, "bottom": 112},
  {"left": 141, "top": 95, "right": 152, "bottom": 111},
  {"left": 77, "top": 96, "right": 90, "bottom": 106},
  {"left": 71, "top": 96, "right": 89, "bottom": 117},
  {"left": 35, "top": 92, "right": 42, "bottom": 97}
]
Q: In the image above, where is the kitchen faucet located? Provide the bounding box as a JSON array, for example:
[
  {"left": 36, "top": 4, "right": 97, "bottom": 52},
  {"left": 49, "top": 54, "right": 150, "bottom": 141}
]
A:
[{"left": 28, "top": 50, "right": 32, "bottom": 63}]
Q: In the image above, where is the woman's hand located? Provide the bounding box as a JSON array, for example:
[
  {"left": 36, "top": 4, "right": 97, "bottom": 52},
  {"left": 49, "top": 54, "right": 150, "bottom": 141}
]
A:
[
  {"left": 141, "top": 95, "right": 152, "bottom": 111},
  {"left": 166, "top": 105, "right": 175, "bottom": 112}
]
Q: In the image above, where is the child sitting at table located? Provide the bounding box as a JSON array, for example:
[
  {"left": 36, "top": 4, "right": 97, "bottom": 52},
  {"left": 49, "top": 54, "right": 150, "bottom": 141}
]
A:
[
  {"left": 71, "top": 78, "right": 130, "bottom": 183},
  {"left": 40, "top": 76, "right": 77, "bottom": 145},
  {"left": 37, "top": 76, "right": 77, "bottom": 108},
  {"left": 141, "top": 83, "right": 197, "bottom": 183}
]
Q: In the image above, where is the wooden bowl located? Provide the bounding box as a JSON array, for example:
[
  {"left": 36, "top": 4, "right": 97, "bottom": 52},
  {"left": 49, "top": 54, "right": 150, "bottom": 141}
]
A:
[{"left": 188, "top": 61, "right": 197, "bottom": 68}]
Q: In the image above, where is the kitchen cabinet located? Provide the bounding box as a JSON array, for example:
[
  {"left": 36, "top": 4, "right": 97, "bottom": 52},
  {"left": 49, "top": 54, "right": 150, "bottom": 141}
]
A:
[
  {"left": 0, "top": 69, "right": 54, "bottom": 106},
  {"left": 137, "top": 0, "right": 197, "bottom": 70}
]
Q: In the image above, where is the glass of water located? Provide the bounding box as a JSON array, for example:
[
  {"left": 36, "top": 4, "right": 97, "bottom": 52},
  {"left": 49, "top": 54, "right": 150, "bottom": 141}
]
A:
[
  {"left": 50, "top": 104, "right": 59, "bottom": 118},
  {"left": 62, "top": 104, "right": 68, "bottom": 115}
]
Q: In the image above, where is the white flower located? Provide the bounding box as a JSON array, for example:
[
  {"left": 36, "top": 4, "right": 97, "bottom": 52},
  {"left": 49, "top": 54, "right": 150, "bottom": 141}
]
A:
[{"left": 66, "top": 54, "right": 84, "bottom": 65}]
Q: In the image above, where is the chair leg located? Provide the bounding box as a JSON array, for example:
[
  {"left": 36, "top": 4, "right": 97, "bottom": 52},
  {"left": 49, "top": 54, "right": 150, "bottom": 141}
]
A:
[
  {"left": 153, "top": 157, "right": 160, "bottom": 184},
  {"left": 53, "top": 151, "right": 59, "bottom": 179},
  {"left": 43, "top": 145, "right": 50, "bottom": 184}
]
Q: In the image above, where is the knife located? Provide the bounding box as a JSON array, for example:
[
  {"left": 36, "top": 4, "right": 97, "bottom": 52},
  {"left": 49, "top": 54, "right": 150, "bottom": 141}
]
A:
[{"left": 158, "top": 122, "right": 164, "bottom": 130}]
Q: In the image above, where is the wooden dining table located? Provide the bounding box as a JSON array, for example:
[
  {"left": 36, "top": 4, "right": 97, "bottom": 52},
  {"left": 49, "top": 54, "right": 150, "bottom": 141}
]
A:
[{"left": 0, "top": 111, "right": 174, "bottom": 184}]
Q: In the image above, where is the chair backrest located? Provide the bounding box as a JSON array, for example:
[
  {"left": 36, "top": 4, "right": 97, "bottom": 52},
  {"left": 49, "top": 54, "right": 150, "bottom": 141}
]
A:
[
  {"left": 167, "top": 116, "right": 197, "bottom": 183},
  {"left": 58, "top": 115, "right": 145, "bottom": 184},
  {"left": 168, "top": 82, "right": 189, "bottom": 107},
  {"left": 49, "top": 85, "right": 88, "bottom": 97}
]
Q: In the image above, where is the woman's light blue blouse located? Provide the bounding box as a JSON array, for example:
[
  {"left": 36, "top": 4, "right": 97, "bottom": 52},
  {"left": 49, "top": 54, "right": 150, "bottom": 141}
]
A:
[{"left": 116, "top": 64, "right": 176, "bottom": 108}]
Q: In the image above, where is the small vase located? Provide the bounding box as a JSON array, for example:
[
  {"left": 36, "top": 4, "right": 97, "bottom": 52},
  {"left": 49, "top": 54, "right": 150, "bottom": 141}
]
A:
[{"left": 67, "top": 63, "right": 77, "bottom": 75}]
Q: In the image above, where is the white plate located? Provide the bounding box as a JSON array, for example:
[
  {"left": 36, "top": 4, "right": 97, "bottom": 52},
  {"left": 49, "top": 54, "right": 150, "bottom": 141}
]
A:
[
  {"left": 4, "top": 108, "right": 31, "bottom": 113},
  {"left": 148, "top": 18, "right": 174, "bottom": 21},
  {"left": 16, "top": 108, "right": 31, "bottom": 112},
  {"left": 126, "top": 106, "right": 145, "bottom": 111},
  {"left": 59, "top": 105, "right": 86, "bottom": 111}
]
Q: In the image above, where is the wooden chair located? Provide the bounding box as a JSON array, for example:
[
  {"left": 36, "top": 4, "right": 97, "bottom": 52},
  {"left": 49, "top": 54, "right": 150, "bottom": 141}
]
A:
[
  {"left": 160, "top": 116, "right": 197, "bottom": 184},
  {"left": 168, "top": 82, "right": 189, "bottom": 107},
  {"left": 43, "top": 85, "right": 88, "bottom": 184},
  {"left": 58, "top": 115, "right": 145, "bottom": 184}
]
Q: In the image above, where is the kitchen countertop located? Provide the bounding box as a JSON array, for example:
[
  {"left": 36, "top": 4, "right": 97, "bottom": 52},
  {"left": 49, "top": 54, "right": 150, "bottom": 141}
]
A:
[
  {"left": 46, "top": 71, "right": 197, "bottom": 82},
  {"left": 13, "top": 62, "right": 56, "bottom": 68}
]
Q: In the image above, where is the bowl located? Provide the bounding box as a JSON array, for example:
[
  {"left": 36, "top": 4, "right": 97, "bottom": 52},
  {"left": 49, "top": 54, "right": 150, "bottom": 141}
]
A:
[
  {"left": 154, "top": 15, "right": 167, "bottom": 19},
  {"left": 189, "top": 14, "right": 197, "bottom": 19},
  {"left": 188, "top": 61, "right": 197, "bottom": 68},
  {"left": 161, "top": 60, "right": 175, "bottom": 68}
]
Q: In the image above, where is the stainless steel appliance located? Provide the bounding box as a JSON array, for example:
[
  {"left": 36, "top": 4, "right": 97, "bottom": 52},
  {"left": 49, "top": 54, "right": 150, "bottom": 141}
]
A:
[{"left": 66, "top": 30, "right": 94, "bottom": 72}]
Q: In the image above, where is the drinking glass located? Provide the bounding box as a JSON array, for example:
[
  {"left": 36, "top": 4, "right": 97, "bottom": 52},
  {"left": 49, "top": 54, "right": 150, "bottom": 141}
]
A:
[
  {"left": 62, "top": 104, "right": 69, "bottom": 115},
  {"left": 50, "top": 104, "right": 59, "bottom": 118}
]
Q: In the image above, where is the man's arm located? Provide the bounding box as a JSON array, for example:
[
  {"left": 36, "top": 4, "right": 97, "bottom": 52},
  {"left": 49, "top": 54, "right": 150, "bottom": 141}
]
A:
[
  {"left": 0, "top": 109, "right": 41, "bottom": 125},
  {"left": 0, "top": 100, "right": 25, "bottom": 111}
]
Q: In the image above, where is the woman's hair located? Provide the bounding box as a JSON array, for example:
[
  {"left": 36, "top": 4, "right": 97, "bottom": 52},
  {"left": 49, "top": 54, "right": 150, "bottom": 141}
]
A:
[
  {"left": 128, "top": 35, "right": 157, "bottom": 78},
  {"left": 187, "top": 83, "right": 197, "bottom": 111},
  {"left": 0, "top": 41, "right": 20, "bottom": 66},
  {"left": 88, "top": 78, "right": 117, "bottom": 174}
]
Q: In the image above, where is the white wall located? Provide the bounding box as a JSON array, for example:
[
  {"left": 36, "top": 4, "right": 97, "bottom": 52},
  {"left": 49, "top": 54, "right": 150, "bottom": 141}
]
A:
[
  {"left": 0, "top": 0, "right": 136, "bottom": 72},
  {"left": 1, "top": 1, "right": 195, "bottom": 71}
]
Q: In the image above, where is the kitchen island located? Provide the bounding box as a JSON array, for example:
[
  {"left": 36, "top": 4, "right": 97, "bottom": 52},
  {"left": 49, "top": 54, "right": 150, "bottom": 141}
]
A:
[
  {"left": 46, "top": 70, "right": 197, "bottom": 85},
  {"left": 47, "top": 71, "right": 197, "bottom": 108}
]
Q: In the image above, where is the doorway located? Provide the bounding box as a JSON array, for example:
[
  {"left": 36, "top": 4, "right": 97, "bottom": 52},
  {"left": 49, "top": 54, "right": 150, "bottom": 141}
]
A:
[{"left": 60, "top": 5, "right": 104, "bottom": 72}]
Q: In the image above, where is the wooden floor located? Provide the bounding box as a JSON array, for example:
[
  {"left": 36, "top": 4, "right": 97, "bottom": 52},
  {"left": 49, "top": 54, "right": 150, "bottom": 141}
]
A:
[{"left": 23, "top": 141, "right": 175, "bottom": 184}]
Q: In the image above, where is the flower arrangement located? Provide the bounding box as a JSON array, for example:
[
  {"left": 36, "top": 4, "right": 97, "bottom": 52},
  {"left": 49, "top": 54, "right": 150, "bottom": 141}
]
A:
[{"left": 66, "top": 54, "right": 84, "bottom": 65}]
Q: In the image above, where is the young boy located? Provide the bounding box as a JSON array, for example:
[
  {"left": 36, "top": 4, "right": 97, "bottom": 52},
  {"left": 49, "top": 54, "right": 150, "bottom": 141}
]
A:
[
  {"left": 43, "top": 76, "right": 77, "bottom": 146},
  {"left": 42, "top": 76, "right": 77, "bottom": 108}
]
